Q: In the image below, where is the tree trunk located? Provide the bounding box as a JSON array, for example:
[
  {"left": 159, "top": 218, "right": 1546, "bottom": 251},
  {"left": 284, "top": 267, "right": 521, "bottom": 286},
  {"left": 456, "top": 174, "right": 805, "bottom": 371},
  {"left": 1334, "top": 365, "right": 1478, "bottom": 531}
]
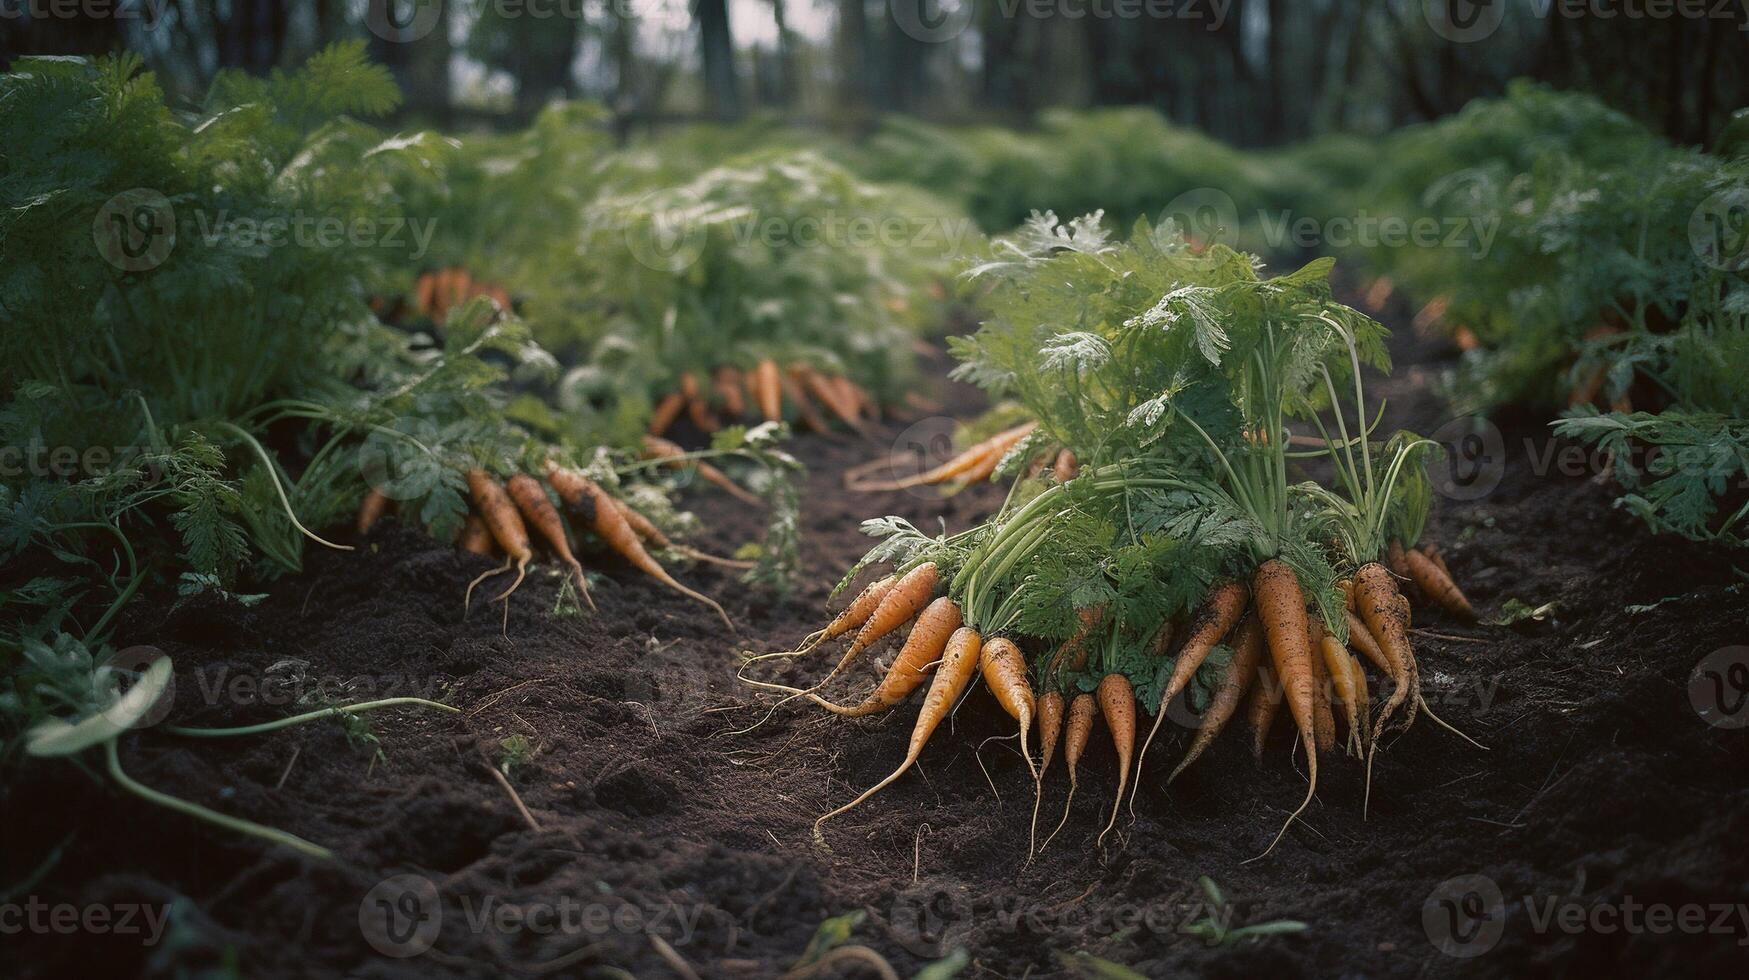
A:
[{"left": 695, "top": 0, "right": 742, "bottom": 119}]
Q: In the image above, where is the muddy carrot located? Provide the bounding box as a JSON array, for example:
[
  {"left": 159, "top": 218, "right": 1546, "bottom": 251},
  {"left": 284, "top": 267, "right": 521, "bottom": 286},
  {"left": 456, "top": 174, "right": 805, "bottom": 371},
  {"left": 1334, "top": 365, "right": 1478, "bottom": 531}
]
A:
[
  {"left": 1170, "top": 615, "right": 1264, "bottom": 782},
  {"left": 821, "top": 562, "right": 938, "bottom": 683},
  {"left": 804, "top": 598, "right": 959, "bottom": 715},
  {"left": 1095, "top": 673, "right": 1136, "bottom": 848},
  {"left": 1322, "top": 635, "right": 1362, "bottom": 755},
  {"left": 1248, "top": 663, "right": 1283, "bottom": 761},
  {"left": 1134, "top": 581, "right": 1248, "bottom": 799},
  {"left": 546, "top": 464, "right": 727, "bottom": 628},
  {"left": 1308, "top": 615, "right": 1336, "bottom": 754},
  {"left": 507, "top": 473, "right": 594, "bottom": 612},
  {"left": 1043, "top": 692, "right": 1097, "bottom": 850},
  {"left": 464, "top": 470, "right": 534, "bottom": 629},
  {"left": 1252, "top": 558, "right": 1318, "bottom": 859},
  {"left": 357, "top": 487, "right": 393, "bottom": 535},
  {"left": 1405, "top": 546, "right": 1475, "bottom": 621},
  {"left": 813, "top": 626, "right": 983, "bottom": 846},
  {"left": 456, "top": 513, "right": 495, "bottom": 556}
]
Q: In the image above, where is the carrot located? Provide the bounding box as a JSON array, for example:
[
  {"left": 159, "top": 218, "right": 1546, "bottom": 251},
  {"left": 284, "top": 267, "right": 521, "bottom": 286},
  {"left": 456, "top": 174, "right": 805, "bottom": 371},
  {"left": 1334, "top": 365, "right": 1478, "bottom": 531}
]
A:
[
  {"left": 641, "top": 435, "right": 763, "bottom": 507},
  {"left": 1045, "top": 604, "right": 1107, "bottom": 681},
  {"left": 1248, "top": 663, "right": 1283, "bottom": 761},
  {"left": 456, "top": 513, "right": 495, "bottom": 556},
  {"left": 713, "top": 366, "right": 747, "bottom": 418},
  {"left": 1346, "top": 653, "right": 1371, "bottom": 743},
  {"left": 1134, "top": 580, "right": 1248, "bottom": 800},
  {"left": 754, "top": 358, "right": 783, "bottom": 422},
  {"left": 464, "top": 470, "right": 534, "bottom": 631},
  {"left": 679, "top": 371, "right": 720, "bottom": 433},
  {"left": 1354, "top": 562, "right": 1416, "bottom": 739},
  {"left": 813, "top": 626, "right": 982, "bottom": 846},
  {"left": 1321, "top": 635, "right": 1362, "bottom": 755},
  {"left": 979, "top": 637, "right": 1039, "bottom": 852},
  {"left": 847, "top": 422, "right": 1037, "bottom": 492},
  {"left": 807, "top": 597, "right": 959, "bottom": 715},
  {"left": 1170, "top": 614, "right": 1264, "bottom": 782},
  {"left": 1307, "top": 615, "right": 1336, "bottom": 754},
  {"left": 1385, "top": 539, "right": 1411, "bottom": 580},
  {"left": 1251, "top": 558, "right": 1318, "bottom": 859},
  {"left": 1338, "top": 578, "right": 1355, "bottom": 612},
  {"left": 357, "top": 487, "right": 393, "bottom": 535},
  {"left": 611, "top": 498, "right": 752, "bottom": 571},
  {"left": 649, "top": 391, "right": 686, "bottom": 436},
  {"left": 1362, "top": 274, "right": 1394, "bottom": 311},
  {"left": 830, "top": 376, "right": 866, "bottom": 426},
  {"left": 844, "top": 379, "right": 879, "bottom": 422},
  {"left": 798, "top": 366, "right": 866, "bottom": 433},
  {"left": 779, "top": 370, "right": 829, "bottom": 434},
  {"left": 950, "top": 441, "right": 1006, "bottom": 488},
  {"left": 545, "top": 464, "right": 729, "bottom": 628},
  {"left": 1404, "top": 546, "right": 1475, "bottom": 621},
  {"left": 507, "top": 473, "right": 595, "bottom": 612},
  {"left": 1043, "top": 692, "right": 1097, "bottom": 850},
  {"left": 1095, "top": 673, "right": 1136, "bottom": 848},
  {"left": 1346, "top": 609, "right": 1390, "bottom": 675},
  {"left": 416, "top": 270, "right": 439, "bottom": 317},
  {"left": 1036, "top": 690, "right": 1066, "bottom": 779},
  {"left": 1054, "top": 448, "right": 1078, "bottom": 482},
  {"left": 822, "top": 562, "right": 938, "bottom": 684}
]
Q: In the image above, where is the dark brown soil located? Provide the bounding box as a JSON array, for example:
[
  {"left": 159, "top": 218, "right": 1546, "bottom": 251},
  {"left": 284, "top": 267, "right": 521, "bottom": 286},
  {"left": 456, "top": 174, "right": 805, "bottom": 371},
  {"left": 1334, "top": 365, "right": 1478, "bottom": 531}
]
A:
[{"left": 6, "top": 304, "right": 1749, "bottom": 980}]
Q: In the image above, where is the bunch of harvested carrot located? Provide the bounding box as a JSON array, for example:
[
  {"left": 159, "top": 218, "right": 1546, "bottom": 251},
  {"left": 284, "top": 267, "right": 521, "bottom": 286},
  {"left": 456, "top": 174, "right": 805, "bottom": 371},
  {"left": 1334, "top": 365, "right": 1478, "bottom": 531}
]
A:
[{"left": 647, "top": 359, "right": 878, "bottom": 437}]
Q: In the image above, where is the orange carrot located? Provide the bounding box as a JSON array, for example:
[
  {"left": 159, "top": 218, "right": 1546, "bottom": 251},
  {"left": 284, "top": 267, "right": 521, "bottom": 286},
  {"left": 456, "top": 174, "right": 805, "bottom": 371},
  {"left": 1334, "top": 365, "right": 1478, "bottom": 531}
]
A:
[
  {"left": 823, "top": 562, "right": 938, "bottom": 683},
  {"left": 1248, "top": 663, "right": 1283, "bottom": 761},
  {"left": 779, "top": 370, "right": 829, "bottom": 434},
  {"left": 464, "top": 470, "right": 534, "bottom": 630},
  {"left": 649, "top": 392, "right": 686, "bottom": 436},
  {"left": 612, "top": 498, "right": 752, "bottom": 571},
  {"left": 1354, "top": 562, "right": 1417, "bottom": 739},
  {"left": 1346, "top": 609, "right": 1390, "bottom": 676},
  {"left": 507, "top": 473, "right": 595, "bottom": 612},
  {"left": 1134, "top": 580, "right": 1248, "bottom": 796},
  {"left": 1405, "top": 546, "right": 1475, "bottom": 621},
  {"left": 641, "top": 435, "right": 762, "bottom": 507},
  {"left": 545, "top": 464, "right": 727, "bottom": 628},
  {"left": 1036, "top": 690, "right": 1066, "bottom": 779},
  {"left": 1170, "top": 614, "right": 1264, "bottom": 782},
  {"left": 1385, "top": 539, "right": 1411, "bottom": 580},
  {"left": 1054, "top": 448, "right": 1078, "bottom": 482},
  {"left": 807, "top": 598, "right": 959, "bottom": 716},
  {"left": 847, "top": 422, "right": 1036, "bottom": 492},
  {"left": 713, "top": 366, "right": 747, "bottom": 418},
  {"left": 1095, "top": 673, "right": 1136, "bottom": 848},
  {"left": 1308, "top": 615, "right": 1336, "bottom": 754},
  {"left": 357, "top": 487, "right": 392, "bottom": 535},
  {"left": 456, "top": 513, "right": 495, "bottom": 556},
  {"left": 1347, "top": 653, "right": 1371, "bottom": 742},
  {"left": 1321, "top": 635, "right": 1362, "bottom": 755},
  {"left": 679, "top": 371, "right": 720, "bottom": 433},
  {"left": 798, "top": 366, "right": 866, "bottom": 433},
  {"left": 1252, "top": 558, "right": 1318, "bottom": 858},
  {"left": 813, "top": 626, "right": 982, "bottom": 845},
  {"left": 982, "top": 637, "right": 1042, "bottom": 852},
  {"left": 1043, "top": 692, "right": 1097, "bottom": 850},
  {"left": 754, "top": 358, "right": 783, "bottom": 422}
]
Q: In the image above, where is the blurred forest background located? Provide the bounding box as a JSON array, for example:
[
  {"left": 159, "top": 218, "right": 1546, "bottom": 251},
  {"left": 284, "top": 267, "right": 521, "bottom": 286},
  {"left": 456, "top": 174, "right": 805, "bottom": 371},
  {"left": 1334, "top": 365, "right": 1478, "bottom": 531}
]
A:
[{"left": 2, "top": 0, "right": 1745, "bottom": 147}]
